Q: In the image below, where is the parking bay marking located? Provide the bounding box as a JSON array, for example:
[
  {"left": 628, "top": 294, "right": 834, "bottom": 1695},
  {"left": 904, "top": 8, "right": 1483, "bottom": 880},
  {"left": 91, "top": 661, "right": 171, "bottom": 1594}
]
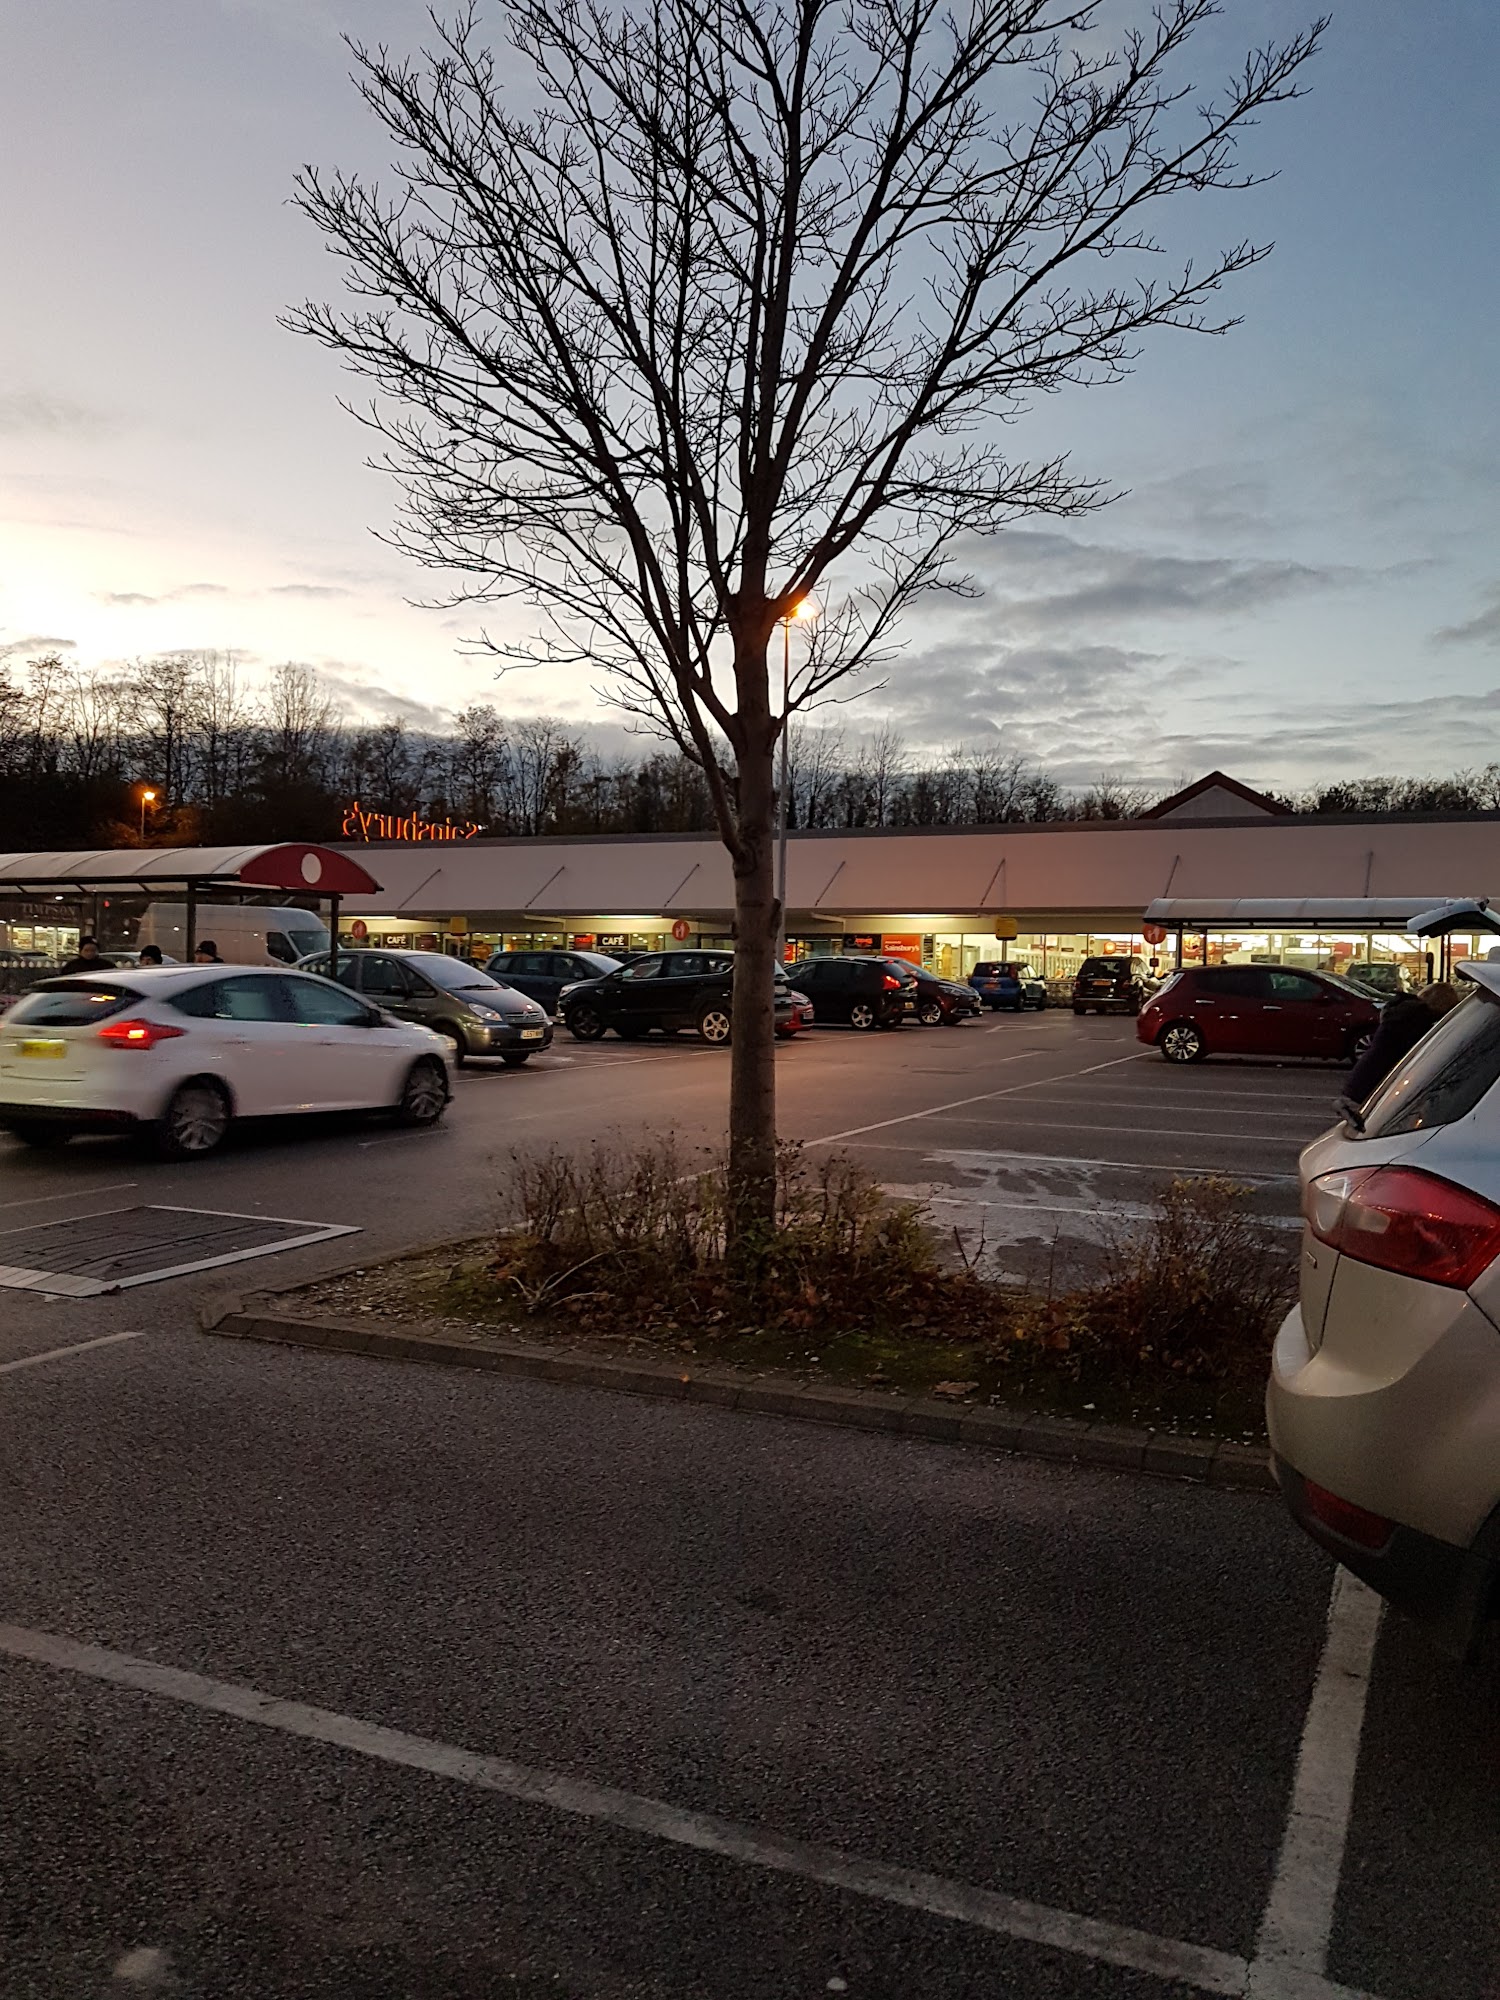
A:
[
  {"left": 808, "top": 1050, "right": 1150, "bottom": 1147},
  {"left": 0, "top": 1180, "right": 139, "bottom": 1212},
  {"left": 0, "top": 1330, "right": 149, "bottom": 1375},
  {"left": 0, "top": 1618, "right": 1383, "bottom": 2000},
  {"left": 852, "top": 1142, "right": 1299, "bottom": 1185}
]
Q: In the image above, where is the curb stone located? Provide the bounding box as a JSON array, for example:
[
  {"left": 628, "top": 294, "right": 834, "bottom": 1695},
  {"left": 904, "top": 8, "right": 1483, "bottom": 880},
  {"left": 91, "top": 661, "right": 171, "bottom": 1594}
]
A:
[{"left": 198, "top": 1295, "right": 1276, "bottom": 1493}]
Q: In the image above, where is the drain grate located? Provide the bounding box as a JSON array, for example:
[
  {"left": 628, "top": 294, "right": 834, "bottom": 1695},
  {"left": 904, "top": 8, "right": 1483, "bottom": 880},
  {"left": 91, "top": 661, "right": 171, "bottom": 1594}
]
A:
[{"left": 0, "top": 1205, "right": 358, "bottom": 1296}]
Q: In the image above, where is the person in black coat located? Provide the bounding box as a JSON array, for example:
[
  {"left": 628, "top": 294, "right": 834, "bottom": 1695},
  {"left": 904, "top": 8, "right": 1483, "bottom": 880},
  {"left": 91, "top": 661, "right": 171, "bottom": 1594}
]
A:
[
  {"left": 1344, "top": 982, "right": 1458, "bottom": 1104},
  {"left": 59, "top": 936, "right": 115, "bottom": 974}
]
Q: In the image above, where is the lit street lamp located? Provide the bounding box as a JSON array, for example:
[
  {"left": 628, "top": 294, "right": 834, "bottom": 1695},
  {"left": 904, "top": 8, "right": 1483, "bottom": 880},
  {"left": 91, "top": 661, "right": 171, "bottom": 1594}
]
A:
[
  {"left": 139, "top": 788, "right": 156, "bottom": 841},
  {"left": 775, "top": 598, "right": 816, "bottom": 962}
]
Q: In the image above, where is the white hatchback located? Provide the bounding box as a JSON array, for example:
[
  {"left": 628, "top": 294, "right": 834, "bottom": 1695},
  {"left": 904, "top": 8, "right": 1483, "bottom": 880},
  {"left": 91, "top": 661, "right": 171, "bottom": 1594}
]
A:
[
  {"left": 0, "top": 966, "right": 452, "bottom": 1158},
  {"left": 1268, "top": 962, "right": 1500, "bottom": 1659}
]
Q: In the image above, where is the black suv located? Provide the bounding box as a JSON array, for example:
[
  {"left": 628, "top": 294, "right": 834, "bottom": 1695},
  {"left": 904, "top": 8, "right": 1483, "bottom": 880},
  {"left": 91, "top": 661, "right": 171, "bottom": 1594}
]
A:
[
  {"left": 559, "top": 951, "right": 804, "bottom": 1044},
  {"left": 1072, "top": 955, "right": 1151, "bottom": 1016},
  {"left": 787, "top": 955, "right": 919, "bottom": 1029},
  {"left": 485, "top": 947, "right": 624, "bottom": 1013}
]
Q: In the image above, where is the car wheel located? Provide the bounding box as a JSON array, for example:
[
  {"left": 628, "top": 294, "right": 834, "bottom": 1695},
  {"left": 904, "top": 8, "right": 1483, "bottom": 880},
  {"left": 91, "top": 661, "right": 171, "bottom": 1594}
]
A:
[
  {"left": 1345, "top": 1027, "right": 1376, "bottom": 1064},
  {"left": 566, "top": 1005, "right": 606, "bottom": 1041},
  {"left": 696, "top": 1002, "right": 732, "bottom": 1045},
  {"left": 8, "top": 1122, "right": 69, "bottom": 1149},
  {"left": 396, "top": 1056, "right": 449, "bottom": 1124},
  {"left": 918, "top": 998, "right": 943, "bottom": 1027},
  {"left": 848, "top": 1001, "right": 877, "bottom": 1030},
  {"left": 435, "top": 1023, "right": 467, "bottom": 1067},
  {"left": 1072, "top": 1003, "right": 1087, "bottom": 1015},
  {"left": 155, "top": 1078, "right": 231, "bottom": 1159},
  {"left": 1158, "top": 1021, "right": 1206, "bottom": 1064},
  {"left": 500, "top": 1051, "right": 531, "bottom": 1068},
  {"left": 614, "top": 1023, "right": 648, "bottom": 1040}
]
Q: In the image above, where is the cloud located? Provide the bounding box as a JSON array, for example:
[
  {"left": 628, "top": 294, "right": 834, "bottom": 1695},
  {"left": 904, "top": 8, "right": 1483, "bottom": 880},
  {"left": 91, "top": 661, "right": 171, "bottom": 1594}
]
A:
[
  {"left": 1435, "top": 588, "right": 1500, "bottom": 650},
  {"left": 965, "top": 528, "right": 1348, "bottom": 634},
  {"left": 313, "top": 660, "right": 455, "bottom": 731},
  {"left": 0, "top": 391, "right": 113, "bottom": 437},
  {"left": 0, "top": 634, "right": 77, "bottom": 660},
  {"left": 100, "top": 591, "right": 160, "bottom": 607},
  {"left": 268, "top": 583, "right": 352, "bottom": 600}
]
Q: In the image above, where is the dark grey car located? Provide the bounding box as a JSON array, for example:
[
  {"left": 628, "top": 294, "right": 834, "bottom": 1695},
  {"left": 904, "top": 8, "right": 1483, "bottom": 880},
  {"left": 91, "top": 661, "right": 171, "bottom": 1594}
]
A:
[
  {"left": 297, "top": 949, "right": 553, "bottom": 1065},
  {"left": 484, "top": 948, "right": 624, "bottom": 1013}
]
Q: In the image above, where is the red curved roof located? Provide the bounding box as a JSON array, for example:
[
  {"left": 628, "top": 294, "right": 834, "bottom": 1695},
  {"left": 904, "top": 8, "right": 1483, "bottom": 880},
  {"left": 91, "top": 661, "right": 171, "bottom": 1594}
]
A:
[{"left": 0, "top": 843, "right": 381, "bottom": 895}]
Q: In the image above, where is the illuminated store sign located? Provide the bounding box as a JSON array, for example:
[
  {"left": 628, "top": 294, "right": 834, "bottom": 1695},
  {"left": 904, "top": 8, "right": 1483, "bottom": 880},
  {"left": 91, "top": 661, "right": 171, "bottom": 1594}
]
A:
[{"left": 341, "top": 800, "right": 482, "bottom": 843}]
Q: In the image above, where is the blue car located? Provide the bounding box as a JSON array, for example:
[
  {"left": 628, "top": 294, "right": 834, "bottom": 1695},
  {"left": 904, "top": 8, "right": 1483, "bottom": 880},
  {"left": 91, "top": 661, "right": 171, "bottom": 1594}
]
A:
[{"left": 969, "top": 960, "right": 1048, "bottom": 1012}]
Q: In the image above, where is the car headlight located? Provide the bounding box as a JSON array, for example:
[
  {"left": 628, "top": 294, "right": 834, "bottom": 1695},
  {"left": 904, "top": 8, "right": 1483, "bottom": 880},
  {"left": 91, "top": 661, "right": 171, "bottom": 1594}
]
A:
[
  {"left": 469, "top": 1003, "right": 503, "bottom": 1021},
  {"left": 558, "top": 983, "right": 581, "bottom": 1000}
]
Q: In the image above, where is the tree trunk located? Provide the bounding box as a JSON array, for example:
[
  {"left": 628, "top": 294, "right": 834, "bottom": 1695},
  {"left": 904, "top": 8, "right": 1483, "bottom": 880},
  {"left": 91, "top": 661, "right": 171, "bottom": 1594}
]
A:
[{"left": 727, "top": 716, "right": 780, "bottom": 1254}]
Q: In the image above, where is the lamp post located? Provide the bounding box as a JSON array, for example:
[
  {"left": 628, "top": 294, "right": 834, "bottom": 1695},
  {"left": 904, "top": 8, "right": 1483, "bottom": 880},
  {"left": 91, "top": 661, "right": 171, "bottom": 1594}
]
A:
[
  {"left": 139, "top": 789, "right": 156, "bottom": 842},
  {"left": 775, "top": 598, "right": 815, "bottom": 963}
]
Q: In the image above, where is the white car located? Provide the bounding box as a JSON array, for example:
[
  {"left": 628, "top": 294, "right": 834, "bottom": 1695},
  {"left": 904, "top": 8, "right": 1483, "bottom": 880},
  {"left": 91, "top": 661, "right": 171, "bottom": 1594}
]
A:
[
  {"left": 0, "top": 965, "right": 452, "bottom": 1158},
  {"left": 1268, "top": 961, "right": 1500, "bottom": 1659}
]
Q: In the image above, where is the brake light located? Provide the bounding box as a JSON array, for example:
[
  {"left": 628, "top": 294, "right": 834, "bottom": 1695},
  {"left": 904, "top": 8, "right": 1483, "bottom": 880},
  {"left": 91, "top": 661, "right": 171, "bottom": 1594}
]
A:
[
  {"left": 1303, "top": 1165, "right": 1500, "bottom": 1289},
  {"left": 882, "top": 974, "right": 901, "bottom": 990},
  {"left": 1304, "top": 1481, "right": 1395, "bottom": 1552},
  {"left": 96, "top": 1017, "right": 186, "bottom": 1051}
]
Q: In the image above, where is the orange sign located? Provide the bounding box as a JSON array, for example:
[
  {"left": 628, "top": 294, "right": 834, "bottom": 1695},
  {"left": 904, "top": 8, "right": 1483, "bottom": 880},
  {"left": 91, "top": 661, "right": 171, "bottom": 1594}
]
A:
[
  {"left": 341, "top": 799, "right": 481, "bottom": 843},
  {"left": 671, "top": 918, "right": 691, "bottom": 942},
  {"left": 881, "top": 933, "right": 922, "bottom": 959}
]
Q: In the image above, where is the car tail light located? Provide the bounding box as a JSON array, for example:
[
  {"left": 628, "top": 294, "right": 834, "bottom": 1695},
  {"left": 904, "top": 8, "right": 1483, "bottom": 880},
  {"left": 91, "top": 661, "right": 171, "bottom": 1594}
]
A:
[
  {"left": 1304, "top": 1480, "right": 1395, "bottom": 1551},
  {"left": 1303, "top": 1164, "right": 1500, "bottom": 1289},
  {"left": 882, "top": 974, "right": 901, "bottom": 990},
  {"left": 96, "top": 1017, "right": 186, "bottom": 1051}
]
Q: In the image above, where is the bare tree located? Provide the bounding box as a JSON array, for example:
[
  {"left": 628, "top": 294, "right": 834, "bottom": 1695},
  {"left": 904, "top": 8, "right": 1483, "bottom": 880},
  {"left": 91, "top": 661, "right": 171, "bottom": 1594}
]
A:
[{"left": 291, "top": 0, "right": 1323, "bottom": 1234}]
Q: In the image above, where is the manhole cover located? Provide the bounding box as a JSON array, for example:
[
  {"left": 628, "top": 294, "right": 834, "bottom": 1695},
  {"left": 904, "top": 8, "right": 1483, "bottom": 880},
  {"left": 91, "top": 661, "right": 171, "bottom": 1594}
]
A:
[{"left": 0, "top": 1205, "right": 358, "bottom": 1296}]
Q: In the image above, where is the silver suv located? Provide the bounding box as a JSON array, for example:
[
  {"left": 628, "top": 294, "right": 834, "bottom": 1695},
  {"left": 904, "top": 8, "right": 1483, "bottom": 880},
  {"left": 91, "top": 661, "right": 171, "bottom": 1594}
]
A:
[
  {"left": 1268, "top": 961, "right": 1500, "bottom": 1658},
  {"left": 297, "top": 949, "right": 552, "bottom": 1066}
]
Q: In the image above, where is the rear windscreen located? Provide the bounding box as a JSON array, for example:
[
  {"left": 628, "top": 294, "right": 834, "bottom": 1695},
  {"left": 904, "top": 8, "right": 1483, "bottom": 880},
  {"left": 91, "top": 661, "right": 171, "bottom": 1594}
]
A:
[
  {"left": 7, "top": 982, "right": 136, "bottom": 1027},
  {"left": 1078, "top": 958, "right": 1123, "bottom": 977},
  {"left": 1359, "top": 989, "right": 1500, "bottom": 1136}
]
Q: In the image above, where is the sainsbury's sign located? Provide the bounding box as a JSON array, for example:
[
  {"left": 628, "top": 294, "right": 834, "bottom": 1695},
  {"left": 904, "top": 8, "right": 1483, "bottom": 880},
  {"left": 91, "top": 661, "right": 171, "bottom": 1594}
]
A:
[{"left": 341, "top": 799, "right": 482, "bottom": 843}]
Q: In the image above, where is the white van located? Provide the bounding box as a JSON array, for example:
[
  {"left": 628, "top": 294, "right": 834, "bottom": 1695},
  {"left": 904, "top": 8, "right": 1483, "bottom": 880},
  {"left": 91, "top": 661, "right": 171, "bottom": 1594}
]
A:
[{"left": 136, "top": 903, "right": 331, "bottom": 967}]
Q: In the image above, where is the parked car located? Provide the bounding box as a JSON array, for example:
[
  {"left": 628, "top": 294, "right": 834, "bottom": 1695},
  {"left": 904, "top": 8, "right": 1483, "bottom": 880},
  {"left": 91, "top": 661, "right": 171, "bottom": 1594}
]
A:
[
  {"left": 884, "top": 960, "right": 983, "bottom": 1026},
  {"left": 1339, "top": 961, "right": 1411, "bottom": 1002},
  {"left": 1073, "top": 955, "right": 1151, "bottom": 1015},
  {"left": 297, "top": 948, "right": 552, "bottom": 1065},
  {"left": 1137, "top": 964, "right": 1380, "bottom": 1065},
  {"left": 786, "top": 955, "right": 919, "bottom": 1029},
  {"left": 0, "top": 966, "right": 450, "bottom": 1157},
  {"left": 558, "top": 950, "right": 807, "bottom": 1043},
  {"left": 484, "top": 947, "right": 624, "bottom": 1013},
  {"left": 1267, "top": 964, "right": 1500, "bottom": 1658},
  {"left": 969, "top": 960, "right": 1047, "bottom": 1012}
]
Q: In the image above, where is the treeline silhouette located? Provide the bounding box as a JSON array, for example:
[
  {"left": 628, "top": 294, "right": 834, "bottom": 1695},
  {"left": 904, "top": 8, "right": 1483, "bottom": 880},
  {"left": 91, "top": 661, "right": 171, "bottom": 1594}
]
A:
[{"left": 1, "top": 650, "right": 1494, "bottom": 849}]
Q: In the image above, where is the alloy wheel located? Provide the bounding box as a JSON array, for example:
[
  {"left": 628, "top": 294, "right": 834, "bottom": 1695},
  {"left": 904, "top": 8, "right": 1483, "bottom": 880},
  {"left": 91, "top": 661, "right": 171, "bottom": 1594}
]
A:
[
  {"left": 1159, "top": 1022, "right": 1204, "bottom": 1064},
  {"left": 161, "top": 1081, "right": 230, "bottom": 1157},
  {"left": 697, "top": 1005, "right": 732, "bottom": 1045},
  {"left": 400, "top": 1059, "right": 448, "bottom": 1123},
  {"left": 849, "top": 1001, "right": 876, "bottom": 1030}
]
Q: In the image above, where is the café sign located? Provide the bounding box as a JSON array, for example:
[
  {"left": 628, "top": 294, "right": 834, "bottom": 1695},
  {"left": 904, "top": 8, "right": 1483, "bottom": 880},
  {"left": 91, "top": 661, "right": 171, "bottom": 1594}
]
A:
[{"left": 341, "top": 799, "right": 482, "bottom": 843}]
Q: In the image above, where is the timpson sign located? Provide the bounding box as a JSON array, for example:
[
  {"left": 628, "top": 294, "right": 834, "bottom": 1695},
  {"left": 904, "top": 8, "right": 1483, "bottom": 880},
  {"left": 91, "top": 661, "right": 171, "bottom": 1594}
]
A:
[{"left": 341, "top": 800, "right": 483, "bottom": 843}]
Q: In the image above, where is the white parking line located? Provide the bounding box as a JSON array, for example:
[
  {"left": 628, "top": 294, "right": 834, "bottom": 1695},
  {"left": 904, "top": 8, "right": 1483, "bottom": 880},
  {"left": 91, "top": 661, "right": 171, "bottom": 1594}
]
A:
[
  {"left": 938, "top": 1115, "right": 1303, "bottom": 1144},
  {"left": 0, "top": 1180, "right": 138, "bottom": 1211},
  {"left": 0, "top": 1618, "right": 1310, "bottom": 1998},
  {"left": 1247, "top": 1571, "right": 1384, "bottom": 1994},
  {"left": 808, "top": 1051, "right": 1148, "bottom": 1146},
  {"left": 0, "top": 1330, "right": 148, "bottom": 1375}
]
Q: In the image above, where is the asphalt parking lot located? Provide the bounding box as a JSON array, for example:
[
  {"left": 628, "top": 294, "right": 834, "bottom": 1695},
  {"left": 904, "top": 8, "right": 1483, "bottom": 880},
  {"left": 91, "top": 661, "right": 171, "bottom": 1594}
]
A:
[{"left": 1, "top": 1011, "right": 1496, "bottom": 1998}]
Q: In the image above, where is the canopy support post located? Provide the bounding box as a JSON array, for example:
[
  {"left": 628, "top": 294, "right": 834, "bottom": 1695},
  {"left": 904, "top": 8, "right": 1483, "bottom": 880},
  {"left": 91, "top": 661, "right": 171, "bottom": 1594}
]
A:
[
  {"left": 185, "top": 884, "right": 198, "bottom": 960},
  {"left": 328, "top": 894, "right": 342, "bottom": 980}
]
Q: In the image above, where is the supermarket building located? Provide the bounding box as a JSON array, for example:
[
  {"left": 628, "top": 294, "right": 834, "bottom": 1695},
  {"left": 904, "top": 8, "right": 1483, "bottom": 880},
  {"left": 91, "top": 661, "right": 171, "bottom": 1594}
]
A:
[{"left": 327, "top": 774, "right": 1500, "bottom": 986}]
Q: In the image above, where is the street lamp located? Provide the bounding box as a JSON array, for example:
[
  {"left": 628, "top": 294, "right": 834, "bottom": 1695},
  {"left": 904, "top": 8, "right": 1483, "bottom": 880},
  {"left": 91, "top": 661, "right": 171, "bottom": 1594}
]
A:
[
  {"left": 776, "top": 597, "right": 816, "bottom": 962},
  {"left": 139, "top": 788, "right": 156, "bottom": 841}
]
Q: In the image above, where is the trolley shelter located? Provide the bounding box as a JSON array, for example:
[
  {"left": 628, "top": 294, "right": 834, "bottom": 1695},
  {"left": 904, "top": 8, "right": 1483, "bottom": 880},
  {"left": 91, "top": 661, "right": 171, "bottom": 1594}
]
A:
[
  {"left": 1142, "top": 896, "right": 1500, "bottom": 979},
  {"left": 0, "top": 844, "right": 381, "bottom": 978}
]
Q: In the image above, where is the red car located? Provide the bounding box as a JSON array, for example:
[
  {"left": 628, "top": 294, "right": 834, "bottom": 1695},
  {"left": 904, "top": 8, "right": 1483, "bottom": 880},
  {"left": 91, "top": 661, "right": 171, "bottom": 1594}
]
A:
[{"left": 1137, "top": 965, "right": 1380, "bottom": 1064}]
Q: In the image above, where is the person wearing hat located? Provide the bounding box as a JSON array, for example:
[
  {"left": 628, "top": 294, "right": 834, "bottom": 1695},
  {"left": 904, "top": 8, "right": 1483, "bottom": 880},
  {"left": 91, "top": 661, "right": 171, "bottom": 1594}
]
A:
[
  {"left": 60, "top": 936, "right": 116, "bottom": 974},
  {"left": 193, "top": 940, "right": 223, "bottom": 964}
]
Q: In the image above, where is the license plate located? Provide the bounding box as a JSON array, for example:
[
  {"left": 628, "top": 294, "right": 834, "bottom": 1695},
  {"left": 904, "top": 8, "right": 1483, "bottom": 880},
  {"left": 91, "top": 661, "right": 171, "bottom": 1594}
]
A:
[
  {"left": 19, "top": 1038, "right": 67, "bottom": 1059},
  {"left": 520, "top": 1028, "right": 545, "bottom": 1041}
]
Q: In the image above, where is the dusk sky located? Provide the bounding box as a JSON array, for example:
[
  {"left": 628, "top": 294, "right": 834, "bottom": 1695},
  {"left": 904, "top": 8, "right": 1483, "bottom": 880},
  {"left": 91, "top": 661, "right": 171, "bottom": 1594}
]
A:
[{"left": 1, "top": 0, "right": 1495, "bottom": 790}]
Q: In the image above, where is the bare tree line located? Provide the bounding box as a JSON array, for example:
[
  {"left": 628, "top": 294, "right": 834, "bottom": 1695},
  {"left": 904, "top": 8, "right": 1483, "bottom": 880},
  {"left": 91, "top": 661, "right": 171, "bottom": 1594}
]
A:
[{"left": 3, "top": 648, "right": 1494, "bottom": 848}]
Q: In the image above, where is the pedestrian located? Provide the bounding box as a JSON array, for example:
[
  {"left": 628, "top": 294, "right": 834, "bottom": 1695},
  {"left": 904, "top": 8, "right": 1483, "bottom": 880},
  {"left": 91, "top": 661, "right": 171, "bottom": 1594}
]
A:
[
  {"left": 137, "top": 943, "right": 164, "bottom": 966},
  {"left": 193, "top": 939, "right": 222, "bottom": 965},
  {"left": 1344, "top": 981, "right": 1459, "bottom": 1105},
  {"left": 60, "top": 935, "right": 116, "bottom": 974}
]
